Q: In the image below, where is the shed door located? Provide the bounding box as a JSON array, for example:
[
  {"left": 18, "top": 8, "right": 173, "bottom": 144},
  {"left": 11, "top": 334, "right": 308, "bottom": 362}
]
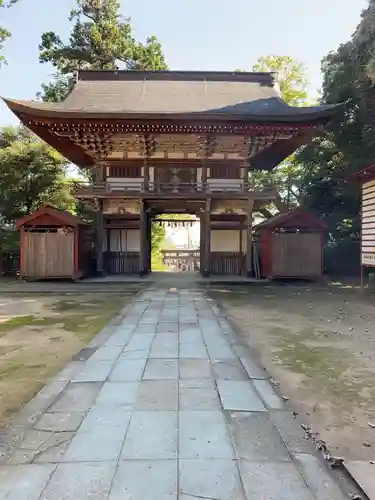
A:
[
  {"left": 272, "top": 233, "right": 322, "bottom": 278},
  {"left": 24, "top": 232, "right": 75, "bottom": 278}
]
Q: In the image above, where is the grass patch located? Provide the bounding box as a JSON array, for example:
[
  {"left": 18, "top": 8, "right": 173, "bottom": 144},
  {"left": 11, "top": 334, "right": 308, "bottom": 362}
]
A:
[{"left": 0, "top": 315, "right": 58, "bottom": 332}]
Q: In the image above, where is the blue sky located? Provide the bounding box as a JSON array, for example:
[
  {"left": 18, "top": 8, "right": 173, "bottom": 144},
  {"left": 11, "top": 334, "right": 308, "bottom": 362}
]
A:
[{"left": 0, "top": 0, "right": 368, "bottom": 126}]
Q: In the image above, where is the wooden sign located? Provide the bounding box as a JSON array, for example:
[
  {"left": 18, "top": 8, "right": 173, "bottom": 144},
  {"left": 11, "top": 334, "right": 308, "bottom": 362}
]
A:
[{"left": 361, "top": 179, "right": 375, "bottom": 266}]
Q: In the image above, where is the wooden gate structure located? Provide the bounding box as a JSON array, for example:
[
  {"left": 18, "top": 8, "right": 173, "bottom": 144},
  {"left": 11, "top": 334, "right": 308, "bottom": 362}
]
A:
[
  {"left": 16, "top": 206, "right": 90, "bottom": 280},
  {"left": 255, "top": 209, "right": 327, "bottom": 279}
]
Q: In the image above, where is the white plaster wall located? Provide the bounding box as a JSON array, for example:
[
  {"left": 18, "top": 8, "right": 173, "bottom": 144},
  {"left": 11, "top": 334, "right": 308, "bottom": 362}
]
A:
[
  {"left": 106, "top": 229, "right": 140, "bottom": 251},
  {"left": 211, "top": 230, "right": 240, "bottom": 252},
  {"left": 126, "top": 229, "right": 140, "bottom": 251}
]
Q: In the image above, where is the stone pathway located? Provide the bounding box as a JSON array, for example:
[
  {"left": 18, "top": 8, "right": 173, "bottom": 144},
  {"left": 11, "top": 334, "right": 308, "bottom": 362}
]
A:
[{"left": 0, "top": 288, "right": 346, "bottom": 500}]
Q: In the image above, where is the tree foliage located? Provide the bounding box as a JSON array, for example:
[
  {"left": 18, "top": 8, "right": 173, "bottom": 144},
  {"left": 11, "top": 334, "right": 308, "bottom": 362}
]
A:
[
  {"left": 0, "top": 127, "right": 74, "bottom": 223},
  {"left": 0, "top": 0, "right": 19, "bottom": 64},
  {"left": 252, "top": 55, "right": 309, "bottom": 106},
  {"left": 38, "top": 0, "right": 167, "bottom": 101}
]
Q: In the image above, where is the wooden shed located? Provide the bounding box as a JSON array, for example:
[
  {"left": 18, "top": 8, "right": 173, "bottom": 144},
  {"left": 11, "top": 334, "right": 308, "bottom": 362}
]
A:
[
  {"left": 16, "top": 206, "right": 90, "bottom": 280},
  {"left": 255, "top": 209, "right": 327, "bottom": 279}
]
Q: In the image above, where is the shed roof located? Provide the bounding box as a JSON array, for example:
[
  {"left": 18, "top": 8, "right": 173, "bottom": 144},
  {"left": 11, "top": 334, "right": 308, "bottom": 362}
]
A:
[
  {"left": 345, "top": 164, "right": 375, "bottom": 183},
  {"left": 3, "top": 70, "right": 341, "bottom": 123},
  {"left": 16, "top": 206, "right": 88, "bottom": 228},
  {"left": 254, "top": 208, "right": 328, "bottom": 230}
]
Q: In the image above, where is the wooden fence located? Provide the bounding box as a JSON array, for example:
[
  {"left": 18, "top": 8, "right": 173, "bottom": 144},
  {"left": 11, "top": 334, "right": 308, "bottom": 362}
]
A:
[
  {"left": 272, "top": 232, "right": 322, "bottom": 278},
  {"left": 210, "top": 252, "right": 245, "bottom": 275},
  {"left": 103, "top": 251, "right": 140, "bottom": 274},
  {"left": 23, "top": 232, "right": 75, "bottom": 278}
]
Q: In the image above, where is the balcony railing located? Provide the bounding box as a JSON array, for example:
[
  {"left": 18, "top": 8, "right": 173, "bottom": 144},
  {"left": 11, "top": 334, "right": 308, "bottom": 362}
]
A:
[{"left": 73, "top": 180, "right": 276, "bottom": 198}]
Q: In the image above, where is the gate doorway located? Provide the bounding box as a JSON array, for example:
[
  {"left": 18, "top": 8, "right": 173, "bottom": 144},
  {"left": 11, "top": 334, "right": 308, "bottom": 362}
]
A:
[{"left": 150, "top": 215, "right": 200, "bottom": 273}]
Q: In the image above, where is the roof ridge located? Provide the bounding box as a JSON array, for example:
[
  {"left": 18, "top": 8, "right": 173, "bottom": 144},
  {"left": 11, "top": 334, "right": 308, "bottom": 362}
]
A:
[{"left": 74, "top": 70, "right": 276, "bottom": 85}]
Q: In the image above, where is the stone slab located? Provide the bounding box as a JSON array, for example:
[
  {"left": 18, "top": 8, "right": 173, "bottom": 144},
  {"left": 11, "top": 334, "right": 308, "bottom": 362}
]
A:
[
  {"left": 211, "top": 358, "right": 248, "bottom": 380},
  {"left": 88, "top": 346, "right": 123, "bottom": 362},
  {"left": 79, "top": 406, "right": 131, "bottom": 432},
  {"left": 109, "top": 460, "right": 177, "bottom": 500},
  {"left": 217, "top": 380, "right": 266, "bottom": 411},
  {"left": 48, "top": 382, "right": 101, "bottom": 413},
  {"left": 143, "top": 359, "right": 178, "bottom": 379},
  {"left": 0, "top": 464, "right": 56, "bottom": 500},
  {"left": 62, "top": 424, "right": 127, "bottom": 461},
  {"left": 40, "top": 463, "right": 115, "bottom": 500},
  {"left": 179, "top": 411, "right": 234, "bottom": 459},
  {"left": 34, "top": 412, "right": 85, "bottom": 433},
  {"left": 179, "top": 341, "right": 208, "bottom": 359},
  {"left": 179, "top": 459, "right": 245, "bottom": 500},
  {"left": 295, "top": 454, "right": 346, "bottom": 500},
  {"left": 121, "top": 411, "right": 177, "bottom": 459},
  {"left": 94, "top": 382, "right": 139, "bottom": 407},
  {"left": 270, "top": 410, "right": 315, "bottom": 454},
  {"left": 240, "top": 356, "right": 268, "bottom": 379},
  {"left": 179, "top": 359, "right": 212, "bottom": 379},
  {"left": 179, "top": 384, "right": 221, "bottom": 410},
  {"left": 345, "top": 461, "right": 375, "bottom": 500},
  {"left": 226, "top": 411, "right": 291, "bottom": 460},
  {"left": 252, "top": 378, "right": 284, "bottom": 409},
  {"left": 135, "top": 380, "right": 178, "bottom": 410},
  {"left": 239, "top": 460, "right": 314, "bottom": 500},
  {"left": 71, "top": 361, "right": 114, "bottom": 383},
  {"left": 109, "top": 359, "right": 146, "bottom": 382}
]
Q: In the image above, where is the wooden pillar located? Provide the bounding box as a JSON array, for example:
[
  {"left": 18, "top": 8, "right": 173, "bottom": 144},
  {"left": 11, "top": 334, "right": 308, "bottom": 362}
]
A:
[
  {"left": 143, "top": 159, "right": 149, "bottom": 192},
  {"left": 201, "top": 158, "right": 208, "bottom": 192},
  {"left": 241, "top": 160, "right": 249, "bottom": 190},
  {"left": 202, "top": 198, "right": 211, "bottom": 277},
  {"left": 139, "top": 199, "right": 147, "bottom": 276},
  {"left": 96, "top": 199, "right": 105, "bottom": 275},
  {"left": 245, "top": 198, "right": 254, "bottom": 277}
]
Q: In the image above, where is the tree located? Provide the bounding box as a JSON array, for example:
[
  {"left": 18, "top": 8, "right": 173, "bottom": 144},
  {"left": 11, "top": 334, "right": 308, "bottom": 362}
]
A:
[
  {"left": 0, "top": 0, "right": 19, "bottom": 64},
  {"left": 252, "top": 55, "right": 309, "bottom": 106},
  {"left": 38, "top": 0, "right": 167, "bottom": 101},
  {"left": 0, "top": 126, "right": 74, "bottom": 223},
  {"left": 246, "top": 55, "right": 311, "bottom": 216}
]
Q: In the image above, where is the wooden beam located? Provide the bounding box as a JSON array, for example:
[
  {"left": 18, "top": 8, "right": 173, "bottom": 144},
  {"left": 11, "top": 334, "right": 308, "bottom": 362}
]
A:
[
  {"left": 245, "top": 197, "right": 254, "bottom": 277},
  {"left": 201, "top": 198, "right": 211, "bottom": 276}
]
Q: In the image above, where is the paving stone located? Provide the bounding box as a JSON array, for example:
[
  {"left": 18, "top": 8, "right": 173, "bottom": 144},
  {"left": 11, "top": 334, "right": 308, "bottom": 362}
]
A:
[
  {"left": 133, "top": 324, "right": 157, "bottom": 334},
  {"left": 63, "top": 424, "right": 127, "bottom": 461},
  {"left": 179, "top": 384, "right": 221, "bottom": 410},
  {"left": 48, "top": 382, "right": 101, "bottom": 413},
  {"left": 119, "top": 348, "right": 150, "bottom": 359},
  {"left": 179, "top": 459, "right": 245, "bottom": 500},
  {"left": 109, "top": 460, "right": 177, "bottom": 500},
  {"left": 34, "top": 412, "right": 85, "bottom": 432},
  {"left": 226, "top": 411, "right": 291, "bottom": 460},
  {"left": 143, "top": 359, "right": 178, "bottom": 379},
  {"left": 179, "top": 359, "right": 212, "bottom": 379},
  {"left": 0, "top": 464, "right": 56, "bottom": 500},
  {"left": 104, "top": 330, "right": 133, "bottom": 346},
  {"left": 40, "top": 463, "right": 115, "bottom": 500},
  {"left": 211, "top": 359, "right": 248, "bottom": 380},
  {"left": 94, "top": 382, "right": 139, "bottom": 407},
  {"left": 135, "top": 380, "right": 178, "bottom": 410},
  {"left": 295, "top": 453, "right": 346, "bottom": 500},
  {"left": 55, "top": 362, "right": 85, "bottom": 381},
  {"left": 240, "top": 356, "right": 268, "bottom": 379},
  {"left": 252, "top": 379, "right": 285, "bottom": 409},
  {"left": 124, "top": 334, "right": 154, "bottom": 351},
  {"left": 17, "top": 429, "right": 54, "bottom": 452},
  {"left": 34, "top": 433, "right": 75, "bottom": 463},
  {"left": 121, "top": 411, "right": 177, "bottom": 459},
  {"left": 156, "top": 322, "right": 179, "bottom": 333},
  {"left": 179, "top": 331, "right": 203, "bottom": 344},
  {"left": 270, "top": 410, "right": 316, "bottom": 454},
  {"left": 217, "top": 380, "right": 266, "bottom": 411},
  {"left": 239, "top": 460, "right": 313, "bottom": 500},
  {"left": 71, "top": 360, "right": 114, "bottom": 383},
  {"left": 179, "top": 411, "right": 234, "bottom": 459},
  {"left": 179, "top": 378, "right": 216, "bottom": 389},
  {"left": 109, "top": 359, "right": 146, "bottom": 381},
  {"left": 88, "top": 346, "right": 123, "bottom": 362},
  {"left": 149, "top": 338, "right": 179, "bottom": 358},
  {"left": 179, "top": 341, "right": 208, "bottom": 359},
  {"left": 79, "top": 406, "right": 131, "bottom": 432}
]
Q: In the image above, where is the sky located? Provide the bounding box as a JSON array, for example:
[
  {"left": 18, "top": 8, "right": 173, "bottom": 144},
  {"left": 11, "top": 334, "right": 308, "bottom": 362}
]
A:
[{"left": 0, "top": 0, "right": 369, "bottom": 126}]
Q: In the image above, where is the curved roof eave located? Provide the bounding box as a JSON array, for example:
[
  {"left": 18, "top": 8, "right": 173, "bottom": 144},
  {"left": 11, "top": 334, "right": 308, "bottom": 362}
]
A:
[{"left": 2, "top": 97, "right": 343, "bottom": 125}]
